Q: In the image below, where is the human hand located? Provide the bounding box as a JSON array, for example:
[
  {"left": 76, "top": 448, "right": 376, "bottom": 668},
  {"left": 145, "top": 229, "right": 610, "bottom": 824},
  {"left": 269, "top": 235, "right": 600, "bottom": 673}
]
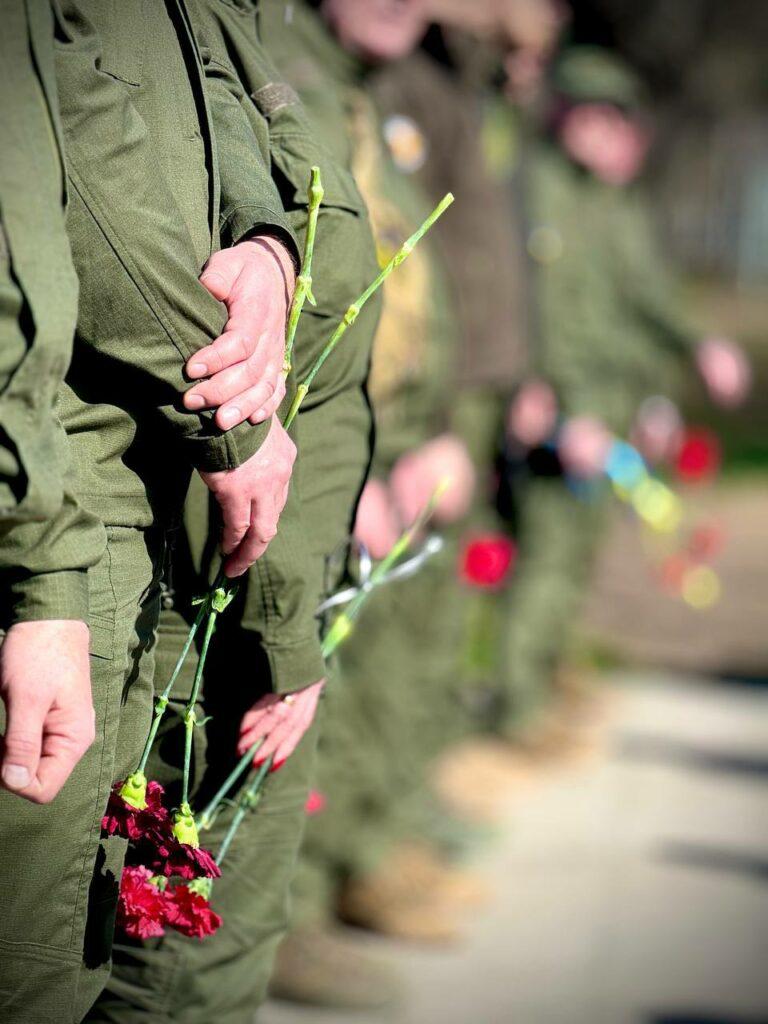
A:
[
  {"left": 199, "top": 416, "right": 296, "bottom": 577},
  {"left": 696, "top": 336, "right": 751, "bottom": 408},
  {"left": 506, "top": 379, "right": 558, "bottom": 447},
  {"left": 559, "top": 415, "right": 612, "bottom": 478},
  {"left": 389, "top": 434, "right": 475, "bottom": 527},
  {"left": 184, "top": 236, "right": 296, "bottom": 429},
  {"left": 237, "top": 679, "right": 326, "bottom": 772},
  {"left": 0, "top": 620, "right": 94, "bottom": 804},
  {"left": 354, "top": 479, "right": 401, "bottom": 559}
]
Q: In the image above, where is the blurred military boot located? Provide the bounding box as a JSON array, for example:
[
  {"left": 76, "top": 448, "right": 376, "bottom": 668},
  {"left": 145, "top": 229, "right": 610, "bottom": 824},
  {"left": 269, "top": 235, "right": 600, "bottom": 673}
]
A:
[
  {"left": 337, "top": 867, "right": 464, "bottom": 944},
  {"left": 269, "top": 926, "right": 402, "bottom": 1010},
  {"left": 385, "top": 841, "right": 491, "bottom": 909},
  {"left": 432, "top": 737, "right": 534, "bottom": 822}
]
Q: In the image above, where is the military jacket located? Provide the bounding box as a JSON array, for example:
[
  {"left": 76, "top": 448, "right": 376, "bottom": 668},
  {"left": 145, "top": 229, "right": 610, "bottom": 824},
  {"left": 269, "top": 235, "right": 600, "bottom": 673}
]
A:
[
  {"left": 527, "top": 144, "right": 695, "bottom": 432},
  {"left": 0, "top": 0, "right": 105, "bottom": 625}
]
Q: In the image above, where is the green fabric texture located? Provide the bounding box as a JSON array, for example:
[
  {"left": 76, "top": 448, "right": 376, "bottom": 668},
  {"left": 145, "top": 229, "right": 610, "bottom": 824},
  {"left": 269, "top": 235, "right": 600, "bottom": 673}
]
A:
[
  {"left": 0, "top": 0, "right": 106, "bottom": 624},
  {"left": 0, "top": 527, "right": 164, "bottom": 1024}
]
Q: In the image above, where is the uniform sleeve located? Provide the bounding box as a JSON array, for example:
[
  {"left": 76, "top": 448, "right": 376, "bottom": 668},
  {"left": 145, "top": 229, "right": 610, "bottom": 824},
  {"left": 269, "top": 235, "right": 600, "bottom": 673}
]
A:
[
  {"left": 0, "top": 0, "right": 106, "bottom": 625},
  {"left": 55, "top": 0, "right": 271, "bottom": 474},
  {"left": 618, "top": 196, "right": 696, "bottom": 356}
]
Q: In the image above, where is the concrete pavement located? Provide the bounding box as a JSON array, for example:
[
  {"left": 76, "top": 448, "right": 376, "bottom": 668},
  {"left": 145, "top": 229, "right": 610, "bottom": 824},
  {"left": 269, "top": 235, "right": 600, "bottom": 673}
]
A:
[{"left": 261, "top": 672, "right": 768, "bottom": 1024}]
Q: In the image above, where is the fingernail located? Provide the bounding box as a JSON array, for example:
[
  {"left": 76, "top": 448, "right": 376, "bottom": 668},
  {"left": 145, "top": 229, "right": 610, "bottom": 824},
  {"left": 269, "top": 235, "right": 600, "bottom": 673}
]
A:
[
  {"left": 252, "top": 408, "right": 266, "bottom": 421},
  {"left": 270, "top": 759, "right": 285, "bottom": 774},
  {"left": 220, "top": 407, "right": 240, "bottom": 427},
  {"left": 186, "top": 394, "right": 205, "bottom": 409},
  {"left": 189, "top": 362, "right": 207, "bottom": 377},
  {"left": 3, "top": 765, "right": 30, "bottom": 789}
]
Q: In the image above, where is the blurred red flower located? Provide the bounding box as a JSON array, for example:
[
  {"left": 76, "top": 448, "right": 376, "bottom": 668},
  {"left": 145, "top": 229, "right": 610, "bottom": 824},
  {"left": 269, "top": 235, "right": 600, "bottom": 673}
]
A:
[
  {"left": 305, "top": 789, "right": 326, "bottom": 816},
  {"left": 461, "top": 534, "right": 516, "bottom": 588},
  {"left": 116, "top": 866, "right": 172, "bottom": 939},
  {"left": 674, "top": 428, "right": 721, "bottom": 484}
]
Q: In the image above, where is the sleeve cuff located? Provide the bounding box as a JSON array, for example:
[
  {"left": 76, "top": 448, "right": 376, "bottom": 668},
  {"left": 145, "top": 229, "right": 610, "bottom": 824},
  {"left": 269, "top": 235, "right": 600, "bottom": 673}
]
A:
[
  {"left": 262, "top": 633, "right": 326, "bottom": 695},
  {"left": 181, "top": 417, "right": 270, "bottom": 473},
  {"left": 0, "top": 568, "right": 89, "bottom": 628},
  {"left": 220, "top": 202, "right": 300, "bottom": 268}
]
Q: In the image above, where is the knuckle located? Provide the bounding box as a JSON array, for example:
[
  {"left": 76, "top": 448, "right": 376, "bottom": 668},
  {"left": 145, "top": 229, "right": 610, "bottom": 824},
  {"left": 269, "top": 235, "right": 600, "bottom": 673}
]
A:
[{"left": 5, "top": 734, "right": 38, "bottom": 760}]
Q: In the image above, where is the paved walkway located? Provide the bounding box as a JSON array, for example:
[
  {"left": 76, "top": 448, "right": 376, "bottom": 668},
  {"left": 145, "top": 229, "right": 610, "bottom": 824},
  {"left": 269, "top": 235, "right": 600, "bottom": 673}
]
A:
[{"left": 262, "top": 672, "right": 768, "bottom": 1024}]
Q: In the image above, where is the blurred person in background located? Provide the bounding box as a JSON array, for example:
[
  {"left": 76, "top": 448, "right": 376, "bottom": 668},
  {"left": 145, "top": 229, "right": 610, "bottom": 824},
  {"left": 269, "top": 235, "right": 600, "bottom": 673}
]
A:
[
  {"left": 260, "top": 0, "right": 480, "bottom": 1009},
  {"left": 493, "top": 45, "right": 750, "bottom": 754}
]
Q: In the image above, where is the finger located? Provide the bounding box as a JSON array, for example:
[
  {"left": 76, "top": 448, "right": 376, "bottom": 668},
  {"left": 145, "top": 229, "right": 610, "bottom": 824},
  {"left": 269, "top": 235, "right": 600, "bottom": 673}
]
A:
[
  {"left": 184, "top": 353, "right": 275, "bottom": 412},
  {"left": 223, "top": 500, "right": 277, "bottom": 577},
  {"left": 24, "top": 732, "right": 87, "bottom": 804},
  {"left": 214, "top": 375, "right": 283, "bottom": 431},
  {"left": 1, "top": 689, "right": 47, "bottom": 794},
  {"left": 253, "top": 716, "right": 293, "bottom": 767},
  {"left": 246, "top": 374, "right": 287, "bottom": 426},
  {"left": 217, "top": 492, "right": 252, "bottom": 557},
  {"left": 185, "top": 328, "right": 253, "bottom": 380},
  {"left": 198, "top": 250, "right": 244, "bottom": 303}
]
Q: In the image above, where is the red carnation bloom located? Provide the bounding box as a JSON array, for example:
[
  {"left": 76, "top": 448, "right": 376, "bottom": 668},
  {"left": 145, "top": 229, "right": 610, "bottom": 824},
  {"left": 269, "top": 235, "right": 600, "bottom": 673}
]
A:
[
  {"left": 674, "top": 428, "right": 721, "bottom": 484},
  {"left": 460, "top": 534, "right": 516, "bottom": 589},
  {"left": 147, "top": 836, "right": 221, "bottom": 881},
  {"left": 116, "top": 866, "right": 172, "bottom": 940},
  {"left": 305, "top": 789, "right": 326, "bottom": 816},
  {"left": 166, "top": 883, "right": 222, "bottom": 939},
  {"left": 102, "top": 778, "right": 169, "bottom": 841}
]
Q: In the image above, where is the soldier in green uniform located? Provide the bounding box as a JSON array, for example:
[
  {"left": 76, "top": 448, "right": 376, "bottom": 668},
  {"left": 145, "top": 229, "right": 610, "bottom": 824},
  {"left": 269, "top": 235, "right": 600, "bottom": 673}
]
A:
[
  {"left": 257, "top": 0, "right": 480, "bottom": 1007},
  {"left": 497, "top": 46, "right": 749, "bottom": 742},
  {"left": 88, "top": 2, "right": 384, "bottom": 1020},
  {"left": 0, "top": 2, "right": 327, "bottom": 1019}
]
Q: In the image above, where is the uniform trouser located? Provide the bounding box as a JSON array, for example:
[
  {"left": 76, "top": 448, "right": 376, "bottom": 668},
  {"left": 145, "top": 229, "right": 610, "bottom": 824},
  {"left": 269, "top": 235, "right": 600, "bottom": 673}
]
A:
[
  {"left": 87, "top": 607, "right": 319, "bottom": 1024},
  {"left": 0, "top": 526, "right": 163, "bottom": 1024},
  {"left": 292, "top": 541, "right": 466, "bottom": 924},
  {"left": 497, "top": 477, "right": 606, "bottom": 738}
]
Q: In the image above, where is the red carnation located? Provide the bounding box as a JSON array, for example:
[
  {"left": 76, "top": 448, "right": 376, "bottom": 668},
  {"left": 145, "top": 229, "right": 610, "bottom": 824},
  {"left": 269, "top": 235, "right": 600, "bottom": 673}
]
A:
[
  {"left": 116, "top": 866, "right": 172, "bottom": 940},
  {"left": 305, "top": 789, "right": 326, "bottom": 816},
  {"left": 146, "top": 835, "right": 221, "bottom": 881},
  {"left": 674, "top": 428, "right": 721, "bottom": 484},
  {"left": 102, "top": 776, "right": 169, "bottom": 841},
  {"left": 460, "top": 534, "right": 516, "bottom": 589},
  {"left": 166, "top": 881, "right": 222, "bottom": 939}
]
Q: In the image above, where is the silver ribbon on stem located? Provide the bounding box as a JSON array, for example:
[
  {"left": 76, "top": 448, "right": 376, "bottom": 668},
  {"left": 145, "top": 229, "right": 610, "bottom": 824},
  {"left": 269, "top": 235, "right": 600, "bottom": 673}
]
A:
[{"left": 316, "top": 534, "right": 445, "bottom": 615}]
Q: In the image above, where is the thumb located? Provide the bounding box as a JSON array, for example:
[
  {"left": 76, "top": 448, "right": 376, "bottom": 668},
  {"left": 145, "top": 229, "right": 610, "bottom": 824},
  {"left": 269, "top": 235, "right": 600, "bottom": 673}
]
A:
[
  {"left": 1, "top": 688, "right": 46, "bottom": 793},
  {"left": 199, "top": 248, "right": 242, "bottom": 302}
]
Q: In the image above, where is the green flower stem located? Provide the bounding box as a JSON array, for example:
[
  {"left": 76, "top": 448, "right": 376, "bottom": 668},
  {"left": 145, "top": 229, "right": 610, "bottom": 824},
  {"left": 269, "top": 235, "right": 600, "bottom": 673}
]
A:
[
  {"left": 321, "top": 480, "right": 448, "bottom": 659},
  {"left": 136, "top": 569, "right": 226, "bottom": 775},
  {"left": 180, "top": 605, "right": 219, "bottom": 808},
  {"left": 215, "top": 757, "right": 273, "bottom": 867},
  {"left": 283, "top": 192, "right": 454, "bottom": 430},
  {"left": 284, "top": 166, "right": 324, "bottom": 374},
  {"left": 196, "top": 739, "right": 263, "bottom": 831}
]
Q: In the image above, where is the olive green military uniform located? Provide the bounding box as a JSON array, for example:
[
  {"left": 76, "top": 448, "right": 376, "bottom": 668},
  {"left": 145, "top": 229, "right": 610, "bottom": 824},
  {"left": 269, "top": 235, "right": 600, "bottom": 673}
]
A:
[
  {"left": 0, "top": 3, "right": 308, "bottom": 1020},
  {"left": 258, "top": 0, "right": 465, "bottom": 928},
  {"left": 497, "top": 50, "right": 696, "bottom": 737},
  {"left": 373, "top": 41, "right": 534, "bottom": 736},
  {"left": 0, "top": 0, "right": 106, "bottom": 627},
  {"left": 90, "top": 2, "right": 381, "bottom": 1019}
]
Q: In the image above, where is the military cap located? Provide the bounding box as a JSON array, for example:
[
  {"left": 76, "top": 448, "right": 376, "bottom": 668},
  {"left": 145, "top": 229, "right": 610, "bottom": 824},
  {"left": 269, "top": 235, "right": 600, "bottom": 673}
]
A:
[{"left": 552, "top": 46, "right": 647, "bottom": 109}]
